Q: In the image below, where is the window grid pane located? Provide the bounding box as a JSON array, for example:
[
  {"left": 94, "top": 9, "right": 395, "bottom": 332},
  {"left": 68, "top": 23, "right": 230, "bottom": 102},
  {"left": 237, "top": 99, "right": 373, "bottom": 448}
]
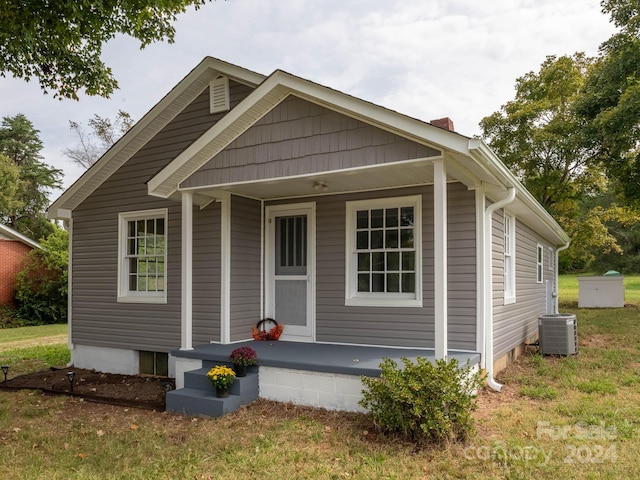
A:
[{"left": 355, "top": 206, "right": 416, "bottom": 294}]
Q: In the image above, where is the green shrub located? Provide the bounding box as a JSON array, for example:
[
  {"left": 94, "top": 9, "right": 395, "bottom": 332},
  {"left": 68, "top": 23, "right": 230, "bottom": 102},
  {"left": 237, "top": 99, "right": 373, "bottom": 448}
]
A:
[
  {"left": 14, "top": 227, "right": 68, "bottom": 325},
  {"left": 359, "top": 357, "right": 485, "bottom": 444}
]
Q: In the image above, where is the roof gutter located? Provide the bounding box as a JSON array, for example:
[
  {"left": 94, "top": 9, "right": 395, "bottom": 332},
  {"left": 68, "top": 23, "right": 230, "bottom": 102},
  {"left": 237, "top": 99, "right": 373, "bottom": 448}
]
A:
[{"left": 484, "top": 186, "right": 516, "bottom": 392}]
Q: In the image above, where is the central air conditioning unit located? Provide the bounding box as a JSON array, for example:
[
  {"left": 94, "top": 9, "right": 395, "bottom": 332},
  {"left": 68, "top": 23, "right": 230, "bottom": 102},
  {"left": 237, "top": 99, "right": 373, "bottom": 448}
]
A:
[{"left": 538, "top": 314, "right": 578, "bottom": 355}]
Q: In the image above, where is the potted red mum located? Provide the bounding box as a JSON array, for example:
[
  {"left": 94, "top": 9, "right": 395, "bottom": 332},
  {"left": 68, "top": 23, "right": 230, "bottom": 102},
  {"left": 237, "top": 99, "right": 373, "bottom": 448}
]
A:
[{"left": 229, "top": 346, "right": 257, "bottom": 377}]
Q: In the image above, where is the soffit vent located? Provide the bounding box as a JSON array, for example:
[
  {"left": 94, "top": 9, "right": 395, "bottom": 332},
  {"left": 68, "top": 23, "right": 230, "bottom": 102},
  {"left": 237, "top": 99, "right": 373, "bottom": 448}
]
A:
[{"left": 210, "top": 76, "right": 230, "bottom": 114}]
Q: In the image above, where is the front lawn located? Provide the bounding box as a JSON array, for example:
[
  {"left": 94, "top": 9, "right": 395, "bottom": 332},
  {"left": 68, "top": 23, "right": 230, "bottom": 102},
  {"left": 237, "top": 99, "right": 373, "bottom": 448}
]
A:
[{"left": 1, "top": 284, "right": 639, "bottom": 478}]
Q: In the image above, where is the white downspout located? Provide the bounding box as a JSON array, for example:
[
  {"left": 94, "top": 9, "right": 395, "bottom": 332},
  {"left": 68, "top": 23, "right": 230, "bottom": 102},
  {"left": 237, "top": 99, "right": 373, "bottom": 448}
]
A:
[
  {"left": 554, "top": 241, "right": 571, "bottom": 314},
  {"left": 484, "top": 187, "right": 516, "bottom": 392}
]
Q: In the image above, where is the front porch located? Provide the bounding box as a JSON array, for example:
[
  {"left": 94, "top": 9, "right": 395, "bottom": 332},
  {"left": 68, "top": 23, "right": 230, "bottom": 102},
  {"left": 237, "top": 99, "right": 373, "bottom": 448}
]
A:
[{"left": 168, "top": 341, "right": 480, "bottom": 417}]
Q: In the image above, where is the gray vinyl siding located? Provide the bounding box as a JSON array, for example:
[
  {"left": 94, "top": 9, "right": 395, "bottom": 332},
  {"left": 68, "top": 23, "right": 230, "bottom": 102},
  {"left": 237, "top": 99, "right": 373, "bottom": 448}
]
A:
[
  {"left": 271, "top": 182, "right": 476, "bottom": 350},
  {"left": 181, "top": 95, "right": 441, "bottom": 188},
  {"left": 192, "top": 202, "right": 221, "bottom": 344},
  {"left": 492, "top": 211, "right": 554, "bottom": 360},
  {"left": 230, "top": 195, "right": 261, "bottom": 341},
  {"left": 71, "top": 81, "right": 254, "bottom": 353}
]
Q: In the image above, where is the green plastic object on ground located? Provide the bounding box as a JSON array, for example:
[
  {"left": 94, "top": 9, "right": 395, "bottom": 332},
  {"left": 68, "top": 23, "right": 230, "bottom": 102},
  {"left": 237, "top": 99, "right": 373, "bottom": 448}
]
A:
[{"left": 603, "top": 270, "right": 621, "bottom": 276}]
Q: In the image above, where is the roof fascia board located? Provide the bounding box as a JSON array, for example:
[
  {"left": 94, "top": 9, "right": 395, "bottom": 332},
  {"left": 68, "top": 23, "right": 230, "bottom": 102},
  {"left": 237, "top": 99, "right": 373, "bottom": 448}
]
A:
[
  {"left": 47, "top": 58, "right": 266, "bottom": 220},
  {"left": 0, "top": 224, "right": 41, "bottom": 249}
]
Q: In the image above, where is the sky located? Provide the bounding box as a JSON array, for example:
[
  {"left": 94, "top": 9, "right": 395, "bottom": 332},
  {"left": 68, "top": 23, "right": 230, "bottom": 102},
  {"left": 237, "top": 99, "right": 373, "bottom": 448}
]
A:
[{"left": 0, "top": 0, "right": 617, "bottom": 196}]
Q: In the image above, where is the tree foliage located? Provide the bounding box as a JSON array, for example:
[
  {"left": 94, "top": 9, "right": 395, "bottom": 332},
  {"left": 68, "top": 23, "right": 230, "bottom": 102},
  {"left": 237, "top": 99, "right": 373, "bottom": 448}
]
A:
[
  {"left": 15, "top": 227, "right": 69, "bottom": 325},
  {"left": 64, "top": 110, "right": 134, "bottom": 169},
  {"left": 0, "top": 153, "right": 23, "bottom": 216},
  {"left": 576, "top": 0, "right": 640, "bottom": 202},
  {"left": 0, "top": 0, "right": 213, "bottom": 99},
  {"left": 0, "top": 114, "right": 62, "bottom": 240},
  {"left": 480, "top": 42, "right": 640, "bottom": 271},
  {"left": 480, "top": 53, "right": 597, "bottom": 214}
]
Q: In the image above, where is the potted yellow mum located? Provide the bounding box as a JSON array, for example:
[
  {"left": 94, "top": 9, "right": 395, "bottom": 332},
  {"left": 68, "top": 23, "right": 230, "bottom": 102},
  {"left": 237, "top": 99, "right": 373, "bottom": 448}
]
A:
[{"left": 206, "top": 365, "right": 236, "bottom": 398}]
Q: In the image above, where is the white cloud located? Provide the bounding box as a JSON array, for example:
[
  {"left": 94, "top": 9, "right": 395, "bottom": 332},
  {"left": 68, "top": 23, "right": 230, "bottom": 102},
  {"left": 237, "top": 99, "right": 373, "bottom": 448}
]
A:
[{"left": 0, "top": 0, "right": 615, "bottom": 194}]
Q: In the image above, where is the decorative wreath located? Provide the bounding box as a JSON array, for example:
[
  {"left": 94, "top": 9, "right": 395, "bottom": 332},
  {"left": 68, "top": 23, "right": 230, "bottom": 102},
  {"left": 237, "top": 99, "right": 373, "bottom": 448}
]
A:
[{"left": 252, "top": 318, "right": 284, "bottom": 341}]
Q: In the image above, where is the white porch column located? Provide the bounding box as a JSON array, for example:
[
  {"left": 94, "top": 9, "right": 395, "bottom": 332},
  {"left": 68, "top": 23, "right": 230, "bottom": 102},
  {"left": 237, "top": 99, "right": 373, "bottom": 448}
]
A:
[
  {"left": 220, "top": 192, "right": 231, "bottom": 344},
  {"left": 181, "top": 190, "right": 194, "bottom": 351},
  {"left": 433, "top": 159, "right": 448, "bottom": 360}
]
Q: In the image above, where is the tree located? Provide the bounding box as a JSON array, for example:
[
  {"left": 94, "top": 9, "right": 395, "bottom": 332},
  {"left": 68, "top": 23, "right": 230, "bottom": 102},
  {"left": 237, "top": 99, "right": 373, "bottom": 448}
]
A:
[
  {"left": 0, "top": 0, "right": 213, "bottom": 100},
  {"left": 480, "top": 53, "right": 597, "bottom": 215},
  {"left": 575, "top": 0, "right": 640, "bottom": 203},
  {"left": 480, "top": 54, "right": 640, "bottom": 271},
  {"left": 0, "top": 154, "right": 24, "bottom": 216},
  {"left": 0, "top": 114, "right": 62, "bottom": 240},
  {"left": 15, "top": 227, "right": 69, "bottom": 325},
  {"left": 64, "top": 110, "right": 135, "bottom": 169}
]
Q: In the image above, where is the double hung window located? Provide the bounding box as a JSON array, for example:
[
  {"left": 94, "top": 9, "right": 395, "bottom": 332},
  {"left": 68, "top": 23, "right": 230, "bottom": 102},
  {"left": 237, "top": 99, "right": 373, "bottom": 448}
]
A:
[
  {"left": 504, "top": 213, "right": 516, "bottom": 304},
  {"left": 118, "top": 209, "right": 167, "bottom": 303},
  {"left": 346, "top": 196, "right": 422, "bottom": 307}
]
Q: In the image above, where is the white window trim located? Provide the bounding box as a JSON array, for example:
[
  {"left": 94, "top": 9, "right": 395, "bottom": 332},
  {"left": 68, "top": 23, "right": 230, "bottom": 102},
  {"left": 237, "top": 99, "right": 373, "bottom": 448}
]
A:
[
  {"left": 345, "top": 195, "right": 422, "bottom": 308},
  {"left": 117, "top": 208, "right": 168, "bottom": 304},
  {"left": 504, "top": 212, "right": 516, "bottom": 305},
  {"left": 536, "top": 244, "right": 544, "bottom": 284}
]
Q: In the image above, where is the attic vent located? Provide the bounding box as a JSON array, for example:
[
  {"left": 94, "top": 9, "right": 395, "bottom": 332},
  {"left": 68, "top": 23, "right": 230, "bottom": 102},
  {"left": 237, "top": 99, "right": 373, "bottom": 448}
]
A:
[{"left": 210, "top": 76, "right": 230, "bottom": 114}]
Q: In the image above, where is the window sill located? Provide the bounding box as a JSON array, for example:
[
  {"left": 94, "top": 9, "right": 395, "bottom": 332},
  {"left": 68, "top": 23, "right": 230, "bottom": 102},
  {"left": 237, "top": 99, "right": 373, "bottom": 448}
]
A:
[
  {"left": 117, "top": 294, "right": 167, "bottom": 304},
  {"left": 345, "top": 296, "right": 422, "bottom": 308}
]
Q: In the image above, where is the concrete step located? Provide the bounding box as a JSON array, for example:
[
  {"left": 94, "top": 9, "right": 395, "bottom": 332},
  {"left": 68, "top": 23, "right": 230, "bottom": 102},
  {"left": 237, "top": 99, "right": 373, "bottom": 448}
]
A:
[
  {"left": 168, "top": 367, "right": 259, "bottom": 418},
  {"left": 166, "top": 387, "right": 242, "bottom": 417},
  {"left": 184, "top": 368, "right": 258, "bottom": 401}
]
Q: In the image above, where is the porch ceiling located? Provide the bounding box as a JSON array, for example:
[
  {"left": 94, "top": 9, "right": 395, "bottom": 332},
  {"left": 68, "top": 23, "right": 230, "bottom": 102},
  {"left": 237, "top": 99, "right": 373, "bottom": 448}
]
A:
[{"left": 186, "top": 157, "right": 457, "bottom": 202}]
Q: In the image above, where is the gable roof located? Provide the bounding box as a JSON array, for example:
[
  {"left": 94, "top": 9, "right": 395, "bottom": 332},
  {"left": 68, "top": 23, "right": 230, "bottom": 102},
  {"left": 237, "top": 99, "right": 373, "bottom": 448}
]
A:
[
  {"left": 48, "top": 57, "right": 569, "bottom": 246},
  {"left": 0, "top": 224, "right": 41, "bottom": 249},
  {"left": 47, "top": 57, "right": 265, "bottom": 220},
  {"left": 147, "top": 68, "right": 474, "bottom": 201}
]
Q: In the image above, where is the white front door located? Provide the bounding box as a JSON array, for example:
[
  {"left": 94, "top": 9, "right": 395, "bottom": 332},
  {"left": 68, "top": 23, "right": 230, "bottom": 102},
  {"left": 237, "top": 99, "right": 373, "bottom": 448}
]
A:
[{"left": 266, "top": 203, "right": 315, "bottom": 342}]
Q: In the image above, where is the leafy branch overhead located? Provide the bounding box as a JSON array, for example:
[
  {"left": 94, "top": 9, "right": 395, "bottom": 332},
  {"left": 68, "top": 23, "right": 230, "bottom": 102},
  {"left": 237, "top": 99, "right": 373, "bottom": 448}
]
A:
[{"left": 0, "top": 0, "right": 213, "bottom": 100}]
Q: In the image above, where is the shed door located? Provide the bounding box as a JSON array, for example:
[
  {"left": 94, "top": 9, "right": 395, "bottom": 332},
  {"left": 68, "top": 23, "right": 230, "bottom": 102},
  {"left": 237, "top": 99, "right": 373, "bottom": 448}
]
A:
[{"left": 266, "top": 204, "right": 315, "bottom": 342}]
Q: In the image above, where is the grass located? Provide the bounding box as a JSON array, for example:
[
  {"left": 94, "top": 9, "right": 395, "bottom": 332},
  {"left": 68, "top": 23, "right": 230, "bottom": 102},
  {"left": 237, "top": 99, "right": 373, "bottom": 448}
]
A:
[
  {"left": 0, "top": 323, "right": 67, "bottom": 344},
  {"left": 2, "top": 280, "right": 640, "bottom": 478}
]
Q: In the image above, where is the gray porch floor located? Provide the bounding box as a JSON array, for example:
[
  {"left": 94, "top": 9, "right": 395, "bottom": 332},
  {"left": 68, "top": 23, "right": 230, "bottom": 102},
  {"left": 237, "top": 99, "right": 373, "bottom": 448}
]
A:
[{"left": 172, "top": 341, "right": 480, "bottom": 377}]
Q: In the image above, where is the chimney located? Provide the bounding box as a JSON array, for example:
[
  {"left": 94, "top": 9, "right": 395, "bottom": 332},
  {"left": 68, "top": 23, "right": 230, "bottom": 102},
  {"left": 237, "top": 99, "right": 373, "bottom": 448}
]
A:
[{"left": 430, "top": 117, "right": 455, "bottom": 132}]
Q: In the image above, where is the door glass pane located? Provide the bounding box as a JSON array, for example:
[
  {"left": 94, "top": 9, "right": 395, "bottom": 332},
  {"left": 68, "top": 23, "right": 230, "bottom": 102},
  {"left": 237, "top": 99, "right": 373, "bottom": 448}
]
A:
[{"left": 275, "top": 215, "right": 307, "bottom": 275}]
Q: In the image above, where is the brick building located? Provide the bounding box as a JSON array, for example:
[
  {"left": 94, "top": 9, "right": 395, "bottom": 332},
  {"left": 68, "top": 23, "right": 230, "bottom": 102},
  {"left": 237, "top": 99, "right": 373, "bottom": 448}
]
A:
[{"left": 0, "top": 224, "right": 41, "bottom": 307}]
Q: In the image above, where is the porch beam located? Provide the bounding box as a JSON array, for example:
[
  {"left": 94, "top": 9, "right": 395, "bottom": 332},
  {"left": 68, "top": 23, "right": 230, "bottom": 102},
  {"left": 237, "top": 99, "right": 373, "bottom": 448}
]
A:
[
  {"left": 181, "top": 190, "right": 194, "bottom": 350},
  {"left": 433, "top": 159, "right": 448, "bottom": 360}
]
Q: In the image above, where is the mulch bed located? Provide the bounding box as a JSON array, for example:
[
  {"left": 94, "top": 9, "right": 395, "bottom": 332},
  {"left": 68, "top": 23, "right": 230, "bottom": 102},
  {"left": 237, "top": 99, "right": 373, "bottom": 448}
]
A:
[{"left": 0, "top": 368, "right": 173, "bottom": 410}]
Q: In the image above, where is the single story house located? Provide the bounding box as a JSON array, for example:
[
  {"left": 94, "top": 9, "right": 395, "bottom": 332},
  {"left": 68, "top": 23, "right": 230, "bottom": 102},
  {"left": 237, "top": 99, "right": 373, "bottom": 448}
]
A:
[
  {"left": 48, "top": 57, "right": 569, "bottom": 412},
  {"left": 0, "top": 224, "right": 41, "bottom": 307}
]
